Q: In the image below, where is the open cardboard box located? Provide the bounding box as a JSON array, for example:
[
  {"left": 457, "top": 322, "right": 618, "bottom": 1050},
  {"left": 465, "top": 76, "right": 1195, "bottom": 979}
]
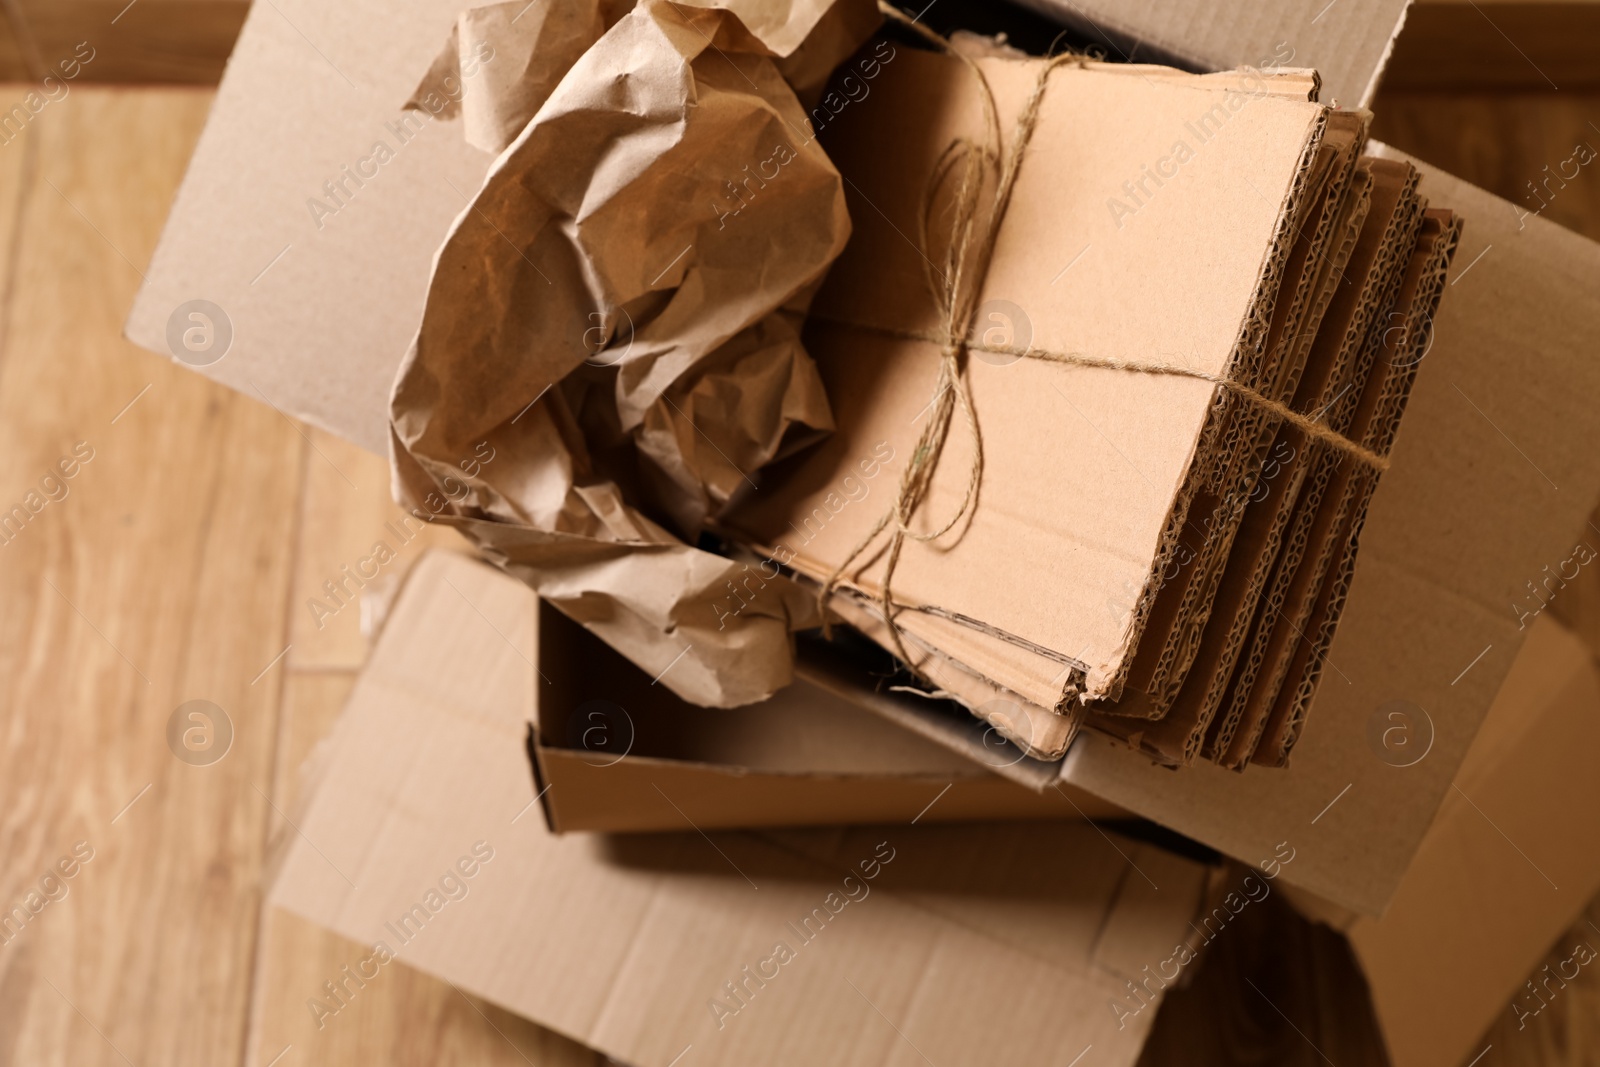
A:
[
  {"left": 274, "top": 547, "right": 1600, "bottom": 1067},
  {"left": 125, "top": 0, "right": 1600, "bottom": 923},
  {"left": 530, "top": 599, "right": 1131, "bottom": 831},
  {"left": 275, "top": 548, "right": 1221, "bottom": 1067}
]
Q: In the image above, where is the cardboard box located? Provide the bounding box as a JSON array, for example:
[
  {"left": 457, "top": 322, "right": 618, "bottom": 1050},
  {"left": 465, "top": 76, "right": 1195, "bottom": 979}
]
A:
[
  {"left": 276, "top": 539, "right": 1600, "bottom": 1066},
  {"left": 530, "top": 589, "right": 1132, "bottom": 831},
  {"left": 124, "top": 0, "right": 1600, "bottom": 921},
  {"left": 272, "top": 547, "right": 1217, "bottom": 1067}
]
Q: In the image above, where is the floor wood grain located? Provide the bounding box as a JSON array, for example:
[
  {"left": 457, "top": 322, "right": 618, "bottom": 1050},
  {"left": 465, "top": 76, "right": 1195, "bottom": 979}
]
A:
[{"left": 0, "top": 86, "right": 297, "bottom": 1067}]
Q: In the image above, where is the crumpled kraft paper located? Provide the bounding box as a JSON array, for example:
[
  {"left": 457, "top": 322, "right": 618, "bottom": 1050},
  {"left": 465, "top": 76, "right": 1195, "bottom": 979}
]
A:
[
  {"left": 390, "top": 0, "right": 875, "bottom": 706},
  {"left": 410, "top": 0, "right": 882, "bottom": 153},
  {"left": 406, "top": 0, "right": 612, "bottom": 156}
]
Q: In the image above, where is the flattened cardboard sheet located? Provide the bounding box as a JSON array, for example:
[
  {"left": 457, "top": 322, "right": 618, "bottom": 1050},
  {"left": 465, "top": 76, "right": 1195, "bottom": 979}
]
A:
[{"left": 726, "top": 45, "right": 1327, "bottom": 715}]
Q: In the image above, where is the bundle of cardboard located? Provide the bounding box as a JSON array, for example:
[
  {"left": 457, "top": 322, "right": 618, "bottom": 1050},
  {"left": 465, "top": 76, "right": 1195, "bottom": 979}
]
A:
[
  {"left": 379, "top": 0, "right": 1462, "bottom": 773},
  {"left": 720, "top": 46, "right": 1461, "bottom": 769},
  {"left": 124, "top": 0, "right": 1600, "bottom": 1062}
]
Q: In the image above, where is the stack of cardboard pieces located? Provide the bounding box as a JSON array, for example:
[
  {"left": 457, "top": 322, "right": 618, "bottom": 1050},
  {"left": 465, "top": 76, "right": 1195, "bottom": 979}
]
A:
[
  {"left": 720, "top": 43, "right": 1462, "bottom": 772},
  {"left": 124, "top": 0, "right": 1600, "bottom": 1064}
]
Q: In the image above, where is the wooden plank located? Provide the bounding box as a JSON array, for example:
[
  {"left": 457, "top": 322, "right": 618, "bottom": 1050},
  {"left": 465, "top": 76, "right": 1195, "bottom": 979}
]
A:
[
  {"left": 5, "top": 0, "right": 1600, "bottom": 89},
  {"left": 288, "top": 429, "right": 461, "bottom": 672},
  {"left": 0, "top": 87, "right": 31, "bottom": 296},
  {"left": 1372, "top": 90, "right": 1600, "bottom": 238},
  {"left": 1, "top": 1, "right": 247, "bottom": 84},
  {"left": 0, "top": 86, "right": 302, "bottom": 1066},
  {"left": 1385, "top": 2, "right": 1600, "bottom": 91}
]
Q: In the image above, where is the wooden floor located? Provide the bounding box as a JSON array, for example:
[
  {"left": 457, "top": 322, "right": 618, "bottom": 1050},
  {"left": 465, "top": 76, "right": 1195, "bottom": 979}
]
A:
[
  {"left": 0, "top": 74, "right": 1599, "bottom": 1067},
  {"left": 0, "top": 87, "right": 597, "bottom": 1067}
]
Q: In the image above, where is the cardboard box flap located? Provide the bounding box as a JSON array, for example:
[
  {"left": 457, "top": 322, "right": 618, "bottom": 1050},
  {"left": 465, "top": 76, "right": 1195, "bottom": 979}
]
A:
[
  {"left": 270, "top": 550, "right": 1214, "bottom": 1067},
  {"left": 1013, "top": 0, "right": 1409, "bottom": 109},
  {"left": 125, "top": 0, "right": 490, "bottom": 454},
  {"left": 1347, "top": 615, "right": 1600, "bottom": 1067},
  {"left": 1059, "top": 149, "right": 1600, "bottom": 916}
]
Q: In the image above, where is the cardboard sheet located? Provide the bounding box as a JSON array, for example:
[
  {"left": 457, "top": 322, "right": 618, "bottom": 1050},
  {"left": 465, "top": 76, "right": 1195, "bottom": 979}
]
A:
[{"left": 271, "top": 549, "right": 1214, "bottom": 1067}]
